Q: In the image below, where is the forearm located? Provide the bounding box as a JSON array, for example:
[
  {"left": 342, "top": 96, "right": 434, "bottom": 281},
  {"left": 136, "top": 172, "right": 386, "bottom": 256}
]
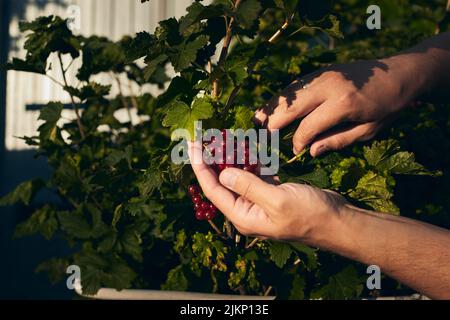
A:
[
  {"left": 383, "top": 31, "right": 450, "bottom": 102},
  {"left": 316, "top": 205, "right": 450, "bottom": 299}
]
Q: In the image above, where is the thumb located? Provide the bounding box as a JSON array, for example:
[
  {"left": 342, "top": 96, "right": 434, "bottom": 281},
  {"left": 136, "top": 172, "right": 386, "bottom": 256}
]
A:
[{"left": 219, "top": 168, "right": 280, "bottom": 209}]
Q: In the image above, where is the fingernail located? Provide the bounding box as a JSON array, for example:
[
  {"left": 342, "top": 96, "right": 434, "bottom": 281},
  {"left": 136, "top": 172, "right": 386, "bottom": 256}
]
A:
[
  {"left": 292, "top": 147, "right": 299, "bottom": 155},
  {"left": 220, "top": 169, "right": 238, "bottom": 189},
  {"left": 315, "top": 144, "right": 328, "bottom": 156}
]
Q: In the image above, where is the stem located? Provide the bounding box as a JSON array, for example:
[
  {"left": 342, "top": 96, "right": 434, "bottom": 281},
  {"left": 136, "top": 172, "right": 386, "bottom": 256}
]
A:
[
  {"left": 45, "top": 74, "right": 65, "bottom": 87},
  {"left": 246, "top": 237, "right": 259, "bottom": 249},
  {"left": 208, "top": 220, "right": 223, "bottom": 236},
  {"left": 127, "top": 80, "right": 143, "bottom": 125},
  {"left": 225, "top": 15, "right": 294, "bottom": 110},
  {"left": 114, "top": 75, "right": 135, "bottom": 131},
  {"left": 285, "top": 148, "right": 309, "bottom": 165},
  {"left": 212, "top": 0, "right": 242, "bottom": 98},
  {"left": 58, "top": 53, "right": 85, "bottom": 139},
  {"left": 264, "top": 286, "right": 273, "bottom": 296}
]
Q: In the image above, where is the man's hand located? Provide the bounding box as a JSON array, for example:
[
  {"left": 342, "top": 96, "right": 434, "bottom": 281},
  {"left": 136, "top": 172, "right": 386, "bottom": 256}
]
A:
[
  {"left": 254, "top": 57, "right": 427, "bottom": 156},
  {"left": 189, "top": 141, "right": 347, "bottom": 243}
]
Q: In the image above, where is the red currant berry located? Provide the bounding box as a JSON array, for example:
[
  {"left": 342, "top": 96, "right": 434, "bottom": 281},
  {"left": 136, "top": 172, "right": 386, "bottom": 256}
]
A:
[
  {"left": 208, "top": 203, "right": 217, "bottom": 214},
  {"left": 204, "top": 209, "right": 217, "bottom": 221},
  {"left": 243, "top": 164, "right": 258, "bottom": 173},
  {"left": 195, "top": 210, "right": 206, "bottom": 221},
  {"left": 188, "top": 185, "right": 201, "bottom": 196},
  {"left": 201, "top": 202, "right": 209, "bottom": 210},
  {"left": 192, "top": 196, "right": 202, "bottom": 204}
]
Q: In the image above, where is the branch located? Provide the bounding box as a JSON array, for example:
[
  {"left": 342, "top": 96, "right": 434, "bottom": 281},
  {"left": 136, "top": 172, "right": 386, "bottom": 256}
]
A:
[
  {"left": 225, "top": 15, "right": 294, "bottom": 109},
  {"left": 114, "top": 75, "right": 135, "bottom": 131},
  {"left": 58, "top": 53, "right": 85, "bottom": 139},
  {"left": 212, "top": 0, "right": 242, "bottom": 98}
]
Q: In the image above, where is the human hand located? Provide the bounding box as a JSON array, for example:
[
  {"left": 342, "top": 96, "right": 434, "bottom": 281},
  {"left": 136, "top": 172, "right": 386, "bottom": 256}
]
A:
[
  {"left": 189, "top": 142, "right": 347, "bottom": 243},
  {"left": 255, "top": 57, "right": 425, "bottom": 156}
]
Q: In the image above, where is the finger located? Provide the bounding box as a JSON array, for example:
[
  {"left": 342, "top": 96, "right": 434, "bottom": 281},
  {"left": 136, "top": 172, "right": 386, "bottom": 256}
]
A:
[
  {"left": 254, "top": 78, "right": 325, "bottom": 130},
  {"left": 310, "top": 123, "right": 378, "bottom": 157},
  {"left": 292, "top": 100, "right": 351, "bottom": 154},
  {"left": 219, "top": 168, "right": 282, "bottom": 210},
  {"left": 188, "top": 141, "right": 237, "bottom": 214}
]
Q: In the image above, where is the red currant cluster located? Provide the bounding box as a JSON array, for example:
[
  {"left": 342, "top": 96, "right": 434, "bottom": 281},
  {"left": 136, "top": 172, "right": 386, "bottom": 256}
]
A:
[
  {"left": 188, "top": 184, "right": 218, "bottom": 221},
  {"left": 206, "top": 129, "right": 258, "bottom": 174},
  {"left": 190, "top": 129, "right": 259, "bottom": 221}
]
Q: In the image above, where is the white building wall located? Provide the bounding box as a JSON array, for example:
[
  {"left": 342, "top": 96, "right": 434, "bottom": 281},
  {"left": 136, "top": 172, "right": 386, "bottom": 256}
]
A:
[{"left": 5, "top": 0, "right": 193, "bottom": 150}]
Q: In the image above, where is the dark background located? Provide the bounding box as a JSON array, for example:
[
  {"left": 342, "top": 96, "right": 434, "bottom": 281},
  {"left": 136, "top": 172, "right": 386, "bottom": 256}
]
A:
[{"left": 0, "top": 0, "right": 71, "bottom": 299}]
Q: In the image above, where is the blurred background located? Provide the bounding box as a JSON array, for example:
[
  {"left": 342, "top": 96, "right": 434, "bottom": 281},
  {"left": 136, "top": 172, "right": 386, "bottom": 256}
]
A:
[{"left": 0, "top": 0, "right": 192, "bottom": 299}]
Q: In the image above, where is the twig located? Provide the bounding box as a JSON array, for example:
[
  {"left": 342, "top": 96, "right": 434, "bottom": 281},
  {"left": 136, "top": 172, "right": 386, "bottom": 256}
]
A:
[
  {"left": 114, "top": 75, "right": 134, "bottom": 131},
  {"left": 45, "top": 74, "right": 65, "bottom": 87},
  {"left": 268, "top": 14, "right": 293, "bottom": 43},
  {"left": 208, "top": 220, "right": 224, "bottom": 236},
  {"left": 58, "top": 53, "right": 85, "bottom": 139},
  {"left": 212, "top": 0, "right": 242, "bottom": 98},
  {"left": 127, "top": 80, "right": 143, "bottom": 125},
  {"left": 285, "top": 148, "right": 308, "bottom": 165},
  {"left": 264, "top": 286, "right": 273, "bottom": 296},
  {"left": 246, "top": 237, "right": 259, "bottom": 249},
  {"left": 225, "top": 15, "right": 294, "bottom": 110}
]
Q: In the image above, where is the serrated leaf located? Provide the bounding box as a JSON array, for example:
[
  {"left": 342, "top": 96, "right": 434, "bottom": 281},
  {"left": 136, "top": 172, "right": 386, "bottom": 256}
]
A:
[
  {"left": 233, "top": 106, "right": 254, "bottom": 130},
  {"left": 57, "top": 210, "right": 94, "bottom": 239},
  {"left": 363, "top": 140, "right": 437, "bottom": 176},
  {"left": 290, "top": 243, "right": 318, "bottom": 270},
  {"left": 161, "top": 265, "right": 188, "bottom": 291},
  {"left": 0, "top": 179, "right": 45, "bottom": 206},
  {"left": 349, "top": 171, "right": 399, "bottom": 214},
  {"left": 311, "top": 266, "right": 364, "bottom": 299},
  {"left": 289, "top": 274, "right": 305, "bottom": 300},
  {"left": 236, "top": 0, "right": 262, "bottom": 28},
  {"left": 289, "top": 169, "right": 330, "bottom": 188},
  {"left": 169, "top": 35, "right": 209, "bottom": 72},
  {"left": 269, "top": 241, "right": 293, "bottom": 268},
  {"left": 163, "top": 97, "right": 213, "bottom": 140},
  {"left": 14, "top": 205, "right": 58, "bottom": 240}
]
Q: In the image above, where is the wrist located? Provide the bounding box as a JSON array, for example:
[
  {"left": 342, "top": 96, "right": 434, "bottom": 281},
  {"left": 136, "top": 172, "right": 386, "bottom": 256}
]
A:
[
  {"left": 307, "top": 203, "right": 371, "bottom": 263},
  {"left": 381, "top": 53, "right": 433, "bottom": 105}
]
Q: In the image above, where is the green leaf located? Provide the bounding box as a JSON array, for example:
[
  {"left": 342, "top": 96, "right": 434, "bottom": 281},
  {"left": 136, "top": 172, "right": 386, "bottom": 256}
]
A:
[
  {"left": 288, "top": 169, "right": 330, "bottom": 188},
  {"left": 169, "top": 35, "right": 209, "bottom": 72},
  {"left": 161, "top": 265, "right": 188, "bottom": 291},
  {"left": 330, "top": 157, "right": 366, "bottom": 190},
  {"left": 349, "top": 171, "right": 399, "bottom": 214},
  {"left": 35, "top": 258, "right": 70, "bottom": 284},
  {"left": 191, "top": 232, "right": 228, "bottom": 273},
  {"left": 363, "top": 140, "right": 437, "bottom": 176},
  {"left": 57, "top": 210, "right": 94, "bottom": 239},
  {"left": 105, "top": 145, "right": 133, "bottom": 169},
  {"left": 14, "top": 205, "right": 58, "bottom": 240},
  {"left": 289, "top": 274, "right": 305, "bottom": 300},
  {"left": 112, "top": 204, "right": 123, "bottom": 228},
  {"left": 269, "top": 241, "right": 293, "bottom": 268},
  {"left": 363, "top": 139, "right": 399, "bottom": 167},
  {"left": 311, "top": 266, "right": 364, "bottom": 299},
  {"left": 118, "top": 228, "right": 143, "bottom": 262},
  {"left": 7, "top": 57, "right": 46, "bottom": 74},
  {"left": 290, "top": 243, "right": 318, "bottom": 270},
  {"left": 144, "top": 54, "right": 168, "bottom": 81},
  {"left": 179, "top": 2, "right": 227, "bottom": 34},
  {"left": 301, "top": 15, "right": 343, "bottom": 39},
  {"left": 274, "top": 0, "right": 299, "bottom": 15},
  {"left": 162, "top": 97, "right": 214, "bottom": 140},
  {"left": 0, "top": 179, "right": 45, "bottom": 206},
  {"left": 236, "top": 0, "right": 262, "bottom": 28},
  {"left": 233, "top": 106, "right": 254, "bottom": 130},
  {"left": 38, "top": 102, "right": 64, "bottom": 141}
]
